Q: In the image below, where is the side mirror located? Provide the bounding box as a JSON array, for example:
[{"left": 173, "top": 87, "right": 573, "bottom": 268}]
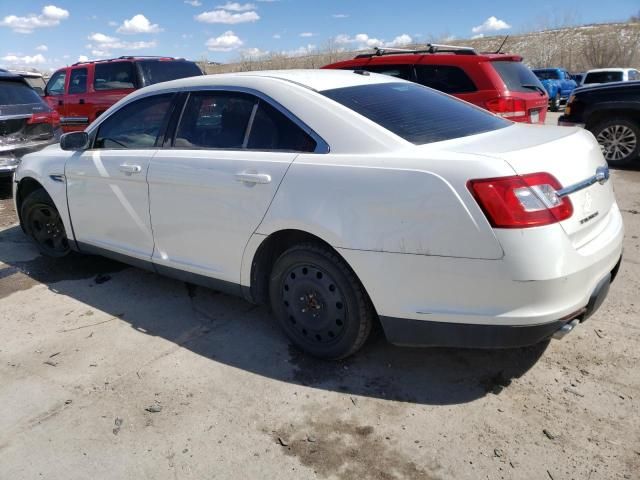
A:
[{"left": 60, "top": 131, "right": 89, "bottom": 151}]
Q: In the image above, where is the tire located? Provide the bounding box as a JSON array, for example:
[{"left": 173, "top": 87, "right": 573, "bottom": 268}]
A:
[
  {"left": 269, "top": 243, "right": 374, "bottom": 359},
  {"left": 21, "top": 189, "right": 71, "bottom": 258},
  {"left": 550, "top": 92, "right": 560, "bottom": 112},
  {"left": 590, "top": 117, "right": 640, "bottom": 167}
]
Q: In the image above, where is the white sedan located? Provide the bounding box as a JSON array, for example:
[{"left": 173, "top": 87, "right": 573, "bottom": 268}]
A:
[{"left": 13, "top": 70, "right": 623, "bottom": 359}]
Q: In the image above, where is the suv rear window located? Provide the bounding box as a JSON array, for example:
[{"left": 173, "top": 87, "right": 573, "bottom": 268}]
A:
[
  {"left": 94, "top": 62, "right": 137, "bottom": 91},
  {"left": 353, "top": 64, "right": 412, "bottom": 80},
  {"left": 533, "top": 70, "right": 560, "bottom": 80},
  {"left": 583, "top": 71, "right": 623, "bottom": 84},
  {"left": 491, "top": 61, "right": 544, "bottom": 93},
  {"left": 322, "top": 82, "right": 509, "bottom": 145},
  {"left": 0, "top": 80, "right": 43, "bottom": 105},
  {"left": 137, "top": 60, "right": 202, "bottom": 86},
  {"left": 415, "top": 65, "right": 476, "bottom": 94}
]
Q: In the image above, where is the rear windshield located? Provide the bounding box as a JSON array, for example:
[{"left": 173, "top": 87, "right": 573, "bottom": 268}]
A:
[
  {"left": 492, "top": 61, "right": 544, "bottom": 93},
  {"left": 583, "top": 71, "right": 623, "bottom": 84},
  {"left": 322, "top": 82, "right": 510, "bottom": 145},
  {"left": 0, "top": 80, "right": 43, "bottom": 106},
  {"left": 137, "top": 60, "right": 202, "bottom": 86},
  {"left": 533, "top": 70, "right": 560, "bottom": 80}
]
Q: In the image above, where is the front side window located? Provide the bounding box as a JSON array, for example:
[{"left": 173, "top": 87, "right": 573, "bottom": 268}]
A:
[
  {"left": 94, "top": 62, "right": 136, "bottom": 91},
  {"left": 94, "top": 94, "right": 173, "bottom": 149},
  {"left": 68, "top": 68, "right": 88, "bottom": 94},
  {"left": 46, "top": 70, "right": 66, "bottom": 96},
  {"left": 322, "top": 82, "right": 509, "bottom": 145},
  {"left": 175, "top": 92, "right": 255, "bottom": 149},
  {"left": 247, "top": 101, "right": 317, "bottom": 152},
  {"left": 415, "top": 65, "right": 477, "bottom": 93}
]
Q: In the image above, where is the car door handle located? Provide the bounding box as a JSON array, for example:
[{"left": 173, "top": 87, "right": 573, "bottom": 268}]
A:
[
  {"left": 119, "top": 164, "right": 142, "bottom": 175},
  {"left": 235, "top": 172, "right": 272, "bottom": 184},
  {"left": 79, "top": 99, "right": 85, "bottom": 105}
]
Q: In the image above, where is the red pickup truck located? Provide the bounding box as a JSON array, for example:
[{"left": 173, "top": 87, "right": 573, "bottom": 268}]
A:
[{"left": 44, "top": 56, "right": 202, "bottom": 132}]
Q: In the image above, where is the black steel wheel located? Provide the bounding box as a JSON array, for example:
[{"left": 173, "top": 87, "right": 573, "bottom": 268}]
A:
[
  {"left": 269, "top": 243, "right": 374, "bottom": 359},
  {"left": 21, "top": 189, "right": 70, "bottom": 258}
]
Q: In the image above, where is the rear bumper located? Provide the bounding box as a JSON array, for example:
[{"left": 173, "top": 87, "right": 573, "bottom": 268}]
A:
[
  {"left": 380, "top": 256, "right": 620, "bottom": 348},
  {"left": 558, "top": 115, "right": 585, "bottom": 128}
]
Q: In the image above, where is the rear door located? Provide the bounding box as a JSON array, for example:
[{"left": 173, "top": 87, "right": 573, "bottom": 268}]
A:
[
  {"left": 148, "top": 90, "right": 321, "bottom": 284},
  {"left": 65, "top": 93, "right": 175, "bottom": 261}
]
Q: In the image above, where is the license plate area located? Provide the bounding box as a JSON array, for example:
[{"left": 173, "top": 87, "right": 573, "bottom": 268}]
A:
[{"left": 529, "top": 109, "right": 540, "bottom": 124}]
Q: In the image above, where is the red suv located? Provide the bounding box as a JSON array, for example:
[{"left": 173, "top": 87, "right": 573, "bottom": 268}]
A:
[
  {"left": 323, "top": 44, "right": 548, "bottom": 124},
  {"left": 44, "top": 56, "right": 203, "bottom": 132}
]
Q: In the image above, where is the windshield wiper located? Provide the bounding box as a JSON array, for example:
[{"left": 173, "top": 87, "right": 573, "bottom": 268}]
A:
[{"left": 521, "top": 84, "right": 546, "bottom": 96}]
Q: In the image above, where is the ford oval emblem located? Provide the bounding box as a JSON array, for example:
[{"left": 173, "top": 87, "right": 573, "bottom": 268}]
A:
[{"left": 595, "top": 165, "right": 609, "bottom": 185}]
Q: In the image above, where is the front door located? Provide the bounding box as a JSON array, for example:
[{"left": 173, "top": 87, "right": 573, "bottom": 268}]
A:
[
  {"left": 64, "top": 67, "right": 90, "bottom": 132},
  {"left": 148, "top": 90, "right": 321, "bottom": 285},
  {"left": 65, "top": 93, "right": 175, "bottom": 262}
]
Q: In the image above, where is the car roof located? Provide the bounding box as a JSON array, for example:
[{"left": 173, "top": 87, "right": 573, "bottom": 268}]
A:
[
  {"left": 8, "top": 70, "right": 43, "bottom": 78},
  {"left": 64, "top": 56, "right": 190, "bottom": 68},
  {"left": 585, "top": 68, "right": 635, "bottom": 73},
  {"left": 328, "top": 52, "right": 522, "bottom": 67},
  {"left": 0, "top": 70, "right": 25, "bottom": 81},
  {"left": 138, "top": 69, "right": 400, "bottom": 94}
]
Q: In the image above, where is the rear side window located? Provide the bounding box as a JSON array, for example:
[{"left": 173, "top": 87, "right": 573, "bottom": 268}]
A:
[
  {"left": 46, "top": 70, "right": 66, "bottom": 96},
  {"left": 247, "top": 101, "right": 317, "bottom": 152},
  {"left": 0, "top": 80, "right": 43, "bottom": 105},
  {"left": 175, "top": 92, "right": 255, "bottom": 149},
  {"left": 68, "top": 68, "right": 87, "bottom": 94},
  {"left": 491, "top": 61, "right": 544, "bottom": 93},
  {"left": 137, "top": 60, "right": 202, "bottom": 86},
  {"left": 94, "top": 93, "right": 173, "bottom": 149},
  {"left": 94, "top": 62, "right": 136, "bottom": 91},
  {"left": 322, "top": 82, "right": 509, "bottom": 145},
  {"left": 415, "top": 65, "right": 476, "bottom": 94},
  {"left": 583, "top": 71, "right": 623, "bottom": 84},
  {"left": 353, "top": 64, "right": 412, "bottom": 80}
]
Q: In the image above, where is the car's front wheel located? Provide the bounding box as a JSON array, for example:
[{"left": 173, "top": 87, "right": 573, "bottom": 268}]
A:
[
  {"left": 21, "top": 189, "right": 71, "bottom": 258},
  {"left": 550, "top": 92, "right": 561, "bottom": 112},
  {"left": 591, "top": 117, "right": 640, "bottom": 167},
  {"left": 269, "top": 243, "right": 374, "bottom": 359}
]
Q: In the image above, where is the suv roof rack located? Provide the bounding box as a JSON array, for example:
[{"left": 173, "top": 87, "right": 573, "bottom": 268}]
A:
[
  {"left": 354, "top": 44, "right": 477, "bottom": 59},
  {"left": 71, "top": 55, "right": 181, "bottom": 66}
]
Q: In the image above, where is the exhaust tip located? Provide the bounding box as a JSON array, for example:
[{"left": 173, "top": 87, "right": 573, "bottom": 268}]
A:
[{"left": 552, "top": 319, "right": 580, "bottom": 340}]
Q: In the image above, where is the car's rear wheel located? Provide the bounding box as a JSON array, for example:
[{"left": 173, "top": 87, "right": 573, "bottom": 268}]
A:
[
  {"left": 269, "top": 243, "right": 374, "bottom": 359},
  {"left": 21, "top": 189, "right": 70, "bottom": 258},
  {"left": 591, "top": 117, "right": 640, "bottom": 167},
  {"left": 550, "top": 92, "right": 560, "bottom": 112}
]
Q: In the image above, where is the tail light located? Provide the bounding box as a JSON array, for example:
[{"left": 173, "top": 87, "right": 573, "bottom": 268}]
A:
[
  {"left": 468, "top": 172, "right": 573, "bottom": 228},
  {"left": 27, "top": 110, "right": 60, "bottom": 129},
  {"left": 485, "top": 97, "right": 527, "bottom": 121}
]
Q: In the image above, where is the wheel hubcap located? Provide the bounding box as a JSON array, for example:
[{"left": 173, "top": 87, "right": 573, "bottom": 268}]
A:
[
  {"left": 29, "top": 206, "right": 69, "bottom": 253},
  {"left": 597, "top": 125, "right": 637, "bottom": 162},
  {"left": 281, "top": 264, "right": 346, "bottom": 344}
]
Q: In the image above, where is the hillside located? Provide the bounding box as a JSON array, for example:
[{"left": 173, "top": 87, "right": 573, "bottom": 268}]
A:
[{"left": 203, "top": 21, "right": 640, "bottom": 75}]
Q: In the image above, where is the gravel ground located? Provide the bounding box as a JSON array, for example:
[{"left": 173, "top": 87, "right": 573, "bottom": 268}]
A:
[{"left": 0, "top": 118, "right": 639, "bottom": 479}]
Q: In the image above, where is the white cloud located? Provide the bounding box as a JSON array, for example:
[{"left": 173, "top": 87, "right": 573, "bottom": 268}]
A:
[
  {"left": 300, "top": 32, "right": 314, "bottom": 37},
  {"left": 272, "top": 33, "right": 281, "bottom": 39},
  {"left": 35, "top": 44, "right": 48, "bottom": 51},
  {"left": 216, "top": 2, "right": 256, "bottom": 11},
  {"left": 78, "top": 55, "right": 89, "bottom": 62},
  {"left": 184, "top": 0, "right": 202, "bottom": 5},
  {"left": 117, "top": 14, "right": 162, "bottom": 34},
  {"left": 0, "top": 5, "right": 70, "bottom": 34},
  {"left": 196, "top": 9, "right": 259, "bottom": 24},
  {"left": 282, "top": 44, "right": 316, "bottom": 56},
  {"left": 1, "top": 54, "right": 47, "bottom": 65},
  {"left": 87, "top": 32, "right": 156, "bottom": 56},
  {"left": 108, "top": 20, "right": 118, "bottom": 27},
  {"left": 332, "top": 14, "right": 349, "bottom": 18},
  {"left": 336, "top": 33, "right": 412, "bottom": 49},
  {"left": 241, "top": 47, "right": 268, "bottom": 58},
  {"left": 205, "top": 30, "right": 243, "bottom": 51},
  {"left": 471, "top": 16, "right": 511, "bottom": 34},
  {"left": 471, "top": 34, "right": 484, "bottom": 39}
]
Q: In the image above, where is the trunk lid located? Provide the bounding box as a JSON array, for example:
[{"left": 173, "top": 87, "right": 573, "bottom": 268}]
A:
[{"left": 450, "top": 124, "right": 615, "bottom": 248}]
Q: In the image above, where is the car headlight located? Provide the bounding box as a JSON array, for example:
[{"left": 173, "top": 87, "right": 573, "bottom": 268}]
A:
[{"left": 0, "top": 154, "right": 19, "bottom": 167}]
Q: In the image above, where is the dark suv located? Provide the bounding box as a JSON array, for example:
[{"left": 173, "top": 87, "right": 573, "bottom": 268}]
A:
[
  {"left": 44, "top": 56, "right": 202, "bottom": 132},
  {"left": 559, "top": 81, "right": 640, "bottom": 167},
  {"left": 1, "top": 70, "right": 61, "bottom": 177},
  {"left": 323, "top": 44, "right": 548, "bottom": 124}
]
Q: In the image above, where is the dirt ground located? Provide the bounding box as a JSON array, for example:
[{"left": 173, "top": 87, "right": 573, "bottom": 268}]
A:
[{"left": 0, "top": 122, "right": 639, "bottom": 479}]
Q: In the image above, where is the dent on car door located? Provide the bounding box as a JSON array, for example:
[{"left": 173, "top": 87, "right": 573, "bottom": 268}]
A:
[
  {"left": 65, "top": 93, "right": 175, "bottom": 262},
  {"left": 148, "top": 90, "right": 321, "bottom": 285}
]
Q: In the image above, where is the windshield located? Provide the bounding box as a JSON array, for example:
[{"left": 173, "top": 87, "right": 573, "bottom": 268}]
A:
[
  {"left": 0, "top": 80, "right": 44, "bottom": 106},
  {"left": 492, "top": 61, "right": 545, "bottom": 93},
  {"left": 584, "top": 71, "right": 623, "bottom": 84},
  {"left": 321, "top": 82, "right": 510, "bottom": 145},
  {"left": 533, "top": 70, "right": 560, "bottom": 80},
  {"left": 137, "top": 60, "right": 202, "bottom": 86}
]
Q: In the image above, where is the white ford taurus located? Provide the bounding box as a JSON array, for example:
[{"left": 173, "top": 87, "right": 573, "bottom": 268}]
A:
[{"left": 13, "top": 70, "right": 623, "bottom": 359}]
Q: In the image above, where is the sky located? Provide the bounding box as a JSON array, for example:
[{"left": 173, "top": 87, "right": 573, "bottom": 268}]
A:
[{"left": 0, "top": 0, "right": 637, "bottom": 71}]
